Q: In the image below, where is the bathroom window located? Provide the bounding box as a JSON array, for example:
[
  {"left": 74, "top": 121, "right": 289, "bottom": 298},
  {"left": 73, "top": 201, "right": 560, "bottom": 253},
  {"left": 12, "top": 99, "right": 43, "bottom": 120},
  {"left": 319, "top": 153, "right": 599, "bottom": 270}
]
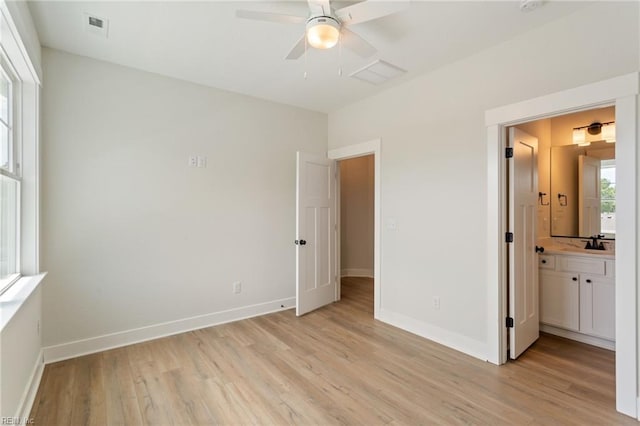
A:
[{"left": 601, "top": 159, "right": 615, "bottom": 235}]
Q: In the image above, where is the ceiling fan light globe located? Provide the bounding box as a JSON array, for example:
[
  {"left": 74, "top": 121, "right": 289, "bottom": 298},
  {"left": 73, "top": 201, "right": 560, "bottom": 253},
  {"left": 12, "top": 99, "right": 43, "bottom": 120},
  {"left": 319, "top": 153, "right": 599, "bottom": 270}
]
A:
[{"left": 306, "top": 17, "right": 340, "bottom": 49}]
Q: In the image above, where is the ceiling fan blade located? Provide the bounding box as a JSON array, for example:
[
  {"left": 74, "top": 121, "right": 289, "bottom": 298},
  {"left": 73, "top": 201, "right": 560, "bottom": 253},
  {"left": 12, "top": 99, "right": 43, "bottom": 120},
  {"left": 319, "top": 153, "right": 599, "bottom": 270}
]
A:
[
  {"left": 340, "top": 28, "right": 376, "bottom": 58},
  {"left": 307, "top": 0, "right": 331, "bottom": 16},
  {"left": 335, "top": 1, "right": 410, "bottom": 26},
  {"left": 285, "top": 34, "right": 307, "bottom": 60},
  {"left": 236, "top": 9, "right": 306, "bottom": 25}
]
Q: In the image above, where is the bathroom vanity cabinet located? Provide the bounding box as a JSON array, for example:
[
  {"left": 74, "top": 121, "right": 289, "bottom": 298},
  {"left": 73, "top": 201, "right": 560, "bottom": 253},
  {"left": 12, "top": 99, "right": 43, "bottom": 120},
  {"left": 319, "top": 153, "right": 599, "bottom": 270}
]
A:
[{"left": 538, "top": 252, "right": 615, "bottom": 349}]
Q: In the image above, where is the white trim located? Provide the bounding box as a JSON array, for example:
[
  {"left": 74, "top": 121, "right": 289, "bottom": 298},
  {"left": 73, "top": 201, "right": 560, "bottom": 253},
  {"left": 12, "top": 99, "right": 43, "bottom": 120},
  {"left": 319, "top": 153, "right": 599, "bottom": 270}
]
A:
[
  {"left": 328, "top": 139, "right": 381, "bottom": 318},
  {"left": 0, "top": 273, "right": 46, "bottom": 333},
  {"left": 15, "top": 349, "right": 44, "bottom": 420},
  {"left": 0, "top": 3, "right": 41, "bottom": 85},
  {"left": 43, "top": 297, "right": 295, "bottom": 363},
  {"left": 540, "top": 325, "right": 614, "bottom": 351},
  {"left": 485, "top": 73, "right": 638, "bottom": 126},
  {"left": 378, "top": 309, "right": 487, "bottom": 362},
  {"left": 340, "top": 268, "right": 374, "bottom": 278},
  {"left": 486, "top": 124, "right": 503, "bottom": 365},
  {"left": 485, "top": 72, "right": 639, "bottom": 419},
  {"left": 612, "top": 94, "right": 637, "bottom": 417}
]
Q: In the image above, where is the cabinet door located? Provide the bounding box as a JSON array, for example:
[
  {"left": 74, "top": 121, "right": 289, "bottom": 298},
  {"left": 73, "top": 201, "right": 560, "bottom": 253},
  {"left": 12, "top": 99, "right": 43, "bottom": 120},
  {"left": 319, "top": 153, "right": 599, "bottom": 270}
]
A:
[
  {"left": 580, "top": 275, "right": 615, "bottom": 340},
  {"left": 540, "top": 270, "right": 579, "bottom": 331}
]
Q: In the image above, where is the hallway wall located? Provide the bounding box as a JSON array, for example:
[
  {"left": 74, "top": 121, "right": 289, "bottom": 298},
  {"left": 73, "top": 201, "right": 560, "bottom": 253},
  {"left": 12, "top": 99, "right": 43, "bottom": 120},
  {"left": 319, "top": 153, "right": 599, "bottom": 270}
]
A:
[{"left": 340, "top": 155, "right": 374, "bottom": 277}]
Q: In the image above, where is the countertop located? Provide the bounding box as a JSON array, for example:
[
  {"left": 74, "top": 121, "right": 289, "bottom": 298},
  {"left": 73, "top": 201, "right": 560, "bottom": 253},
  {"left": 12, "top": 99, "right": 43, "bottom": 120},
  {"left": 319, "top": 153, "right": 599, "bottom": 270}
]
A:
[{"left": 541, "top": 246, "right": 615, "bottom": 260}]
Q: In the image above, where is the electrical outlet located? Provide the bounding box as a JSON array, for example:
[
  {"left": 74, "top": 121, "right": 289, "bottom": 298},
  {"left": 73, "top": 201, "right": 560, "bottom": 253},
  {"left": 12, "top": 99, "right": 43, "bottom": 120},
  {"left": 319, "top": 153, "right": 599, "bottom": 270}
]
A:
[
  {"left": 433, "top": 296, "right": 440, "bottom": 310},
  {"left": 188, "top": 155, "right": 197, "bottom": 167},
  {"left": 233, "top": 281, "right": 242, "bottom": 294}
]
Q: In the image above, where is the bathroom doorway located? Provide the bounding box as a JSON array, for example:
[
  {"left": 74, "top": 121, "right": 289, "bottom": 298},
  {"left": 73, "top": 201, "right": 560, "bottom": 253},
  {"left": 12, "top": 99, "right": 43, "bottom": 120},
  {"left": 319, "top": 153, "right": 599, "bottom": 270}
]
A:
[
  {"left": 486, "top": 73, "right": 638, "bottom": 417},
  {"left": 506, "top": 105, "right": 617, "bottom": 359}
]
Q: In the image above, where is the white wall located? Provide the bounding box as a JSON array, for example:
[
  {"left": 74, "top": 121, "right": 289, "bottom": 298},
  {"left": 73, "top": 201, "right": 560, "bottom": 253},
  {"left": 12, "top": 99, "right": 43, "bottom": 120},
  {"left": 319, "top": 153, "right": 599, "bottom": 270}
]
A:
[
  {"left": 41, "top": 48, "right": 327, "bottom": 349},
  {"left": 339, "top": 155, "right": 374, "bottom": 277},
  {"left": 328, "top": 2, "right": 639, "bottom": 355}
]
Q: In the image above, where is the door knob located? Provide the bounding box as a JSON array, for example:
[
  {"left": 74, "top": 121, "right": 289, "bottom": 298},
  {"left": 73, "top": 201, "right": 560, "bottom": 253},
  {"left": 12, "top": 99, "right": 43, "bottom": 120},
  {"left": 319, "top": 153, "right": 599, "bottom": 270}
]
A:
[{"left": 535, "top": 246, "right": 545, "bottom": 253}]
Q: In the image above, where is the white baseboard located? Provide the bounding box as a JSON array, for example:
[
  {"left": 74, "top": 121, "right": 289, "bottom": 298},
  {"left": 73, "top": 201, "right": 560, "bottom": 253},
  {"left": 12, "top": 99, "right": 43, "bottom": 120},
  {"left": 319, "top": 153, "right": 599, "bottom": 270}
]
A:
[
  {"left": 341, "top": 268, "right": 374, "bottom": 278},
  {"left": 16, "top": 349, "right": 44, "bottom": 420},
  {"left": 377, "top": 309, "right": 487, "bottom": 361},
  {"left": 540, "top": 324, "right": 615, "bottom": 351},
  {"left": 43, "top": 297, "right": 295, "bottom": 363}
]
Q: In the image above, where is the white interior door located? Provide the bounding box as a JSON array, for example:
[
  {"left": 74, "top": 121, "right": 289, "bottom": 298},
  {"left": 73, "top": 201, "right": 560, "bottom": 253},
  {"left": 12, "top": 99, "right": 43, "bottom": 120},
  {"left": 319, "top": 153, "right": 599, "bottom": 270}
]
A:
[
  {"left": 296, "top": 152, "right": 337, "bottom": 316},
  {"left": 509, "top": 127, "right": 539, "bottom": 359},
  {"left": 578, "top": 155, "right": 601, "bottom": 237}
]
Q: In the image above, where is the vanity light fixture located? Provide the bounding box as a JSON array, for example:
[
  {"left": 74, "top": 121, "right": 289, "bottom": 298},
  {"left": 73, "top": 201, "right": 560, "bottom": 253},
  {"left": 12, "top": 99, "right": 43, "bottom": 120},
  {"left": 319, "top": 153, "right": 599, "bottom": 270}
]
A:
[
  {"left": 572, "top": 128, "right": 588, "bottom": 146},
  {"left": 572, "top": 121, "right": 615, "bottom": 146},
  {"left": 601, "top": 122, "right": 616, "bottom": 143}
]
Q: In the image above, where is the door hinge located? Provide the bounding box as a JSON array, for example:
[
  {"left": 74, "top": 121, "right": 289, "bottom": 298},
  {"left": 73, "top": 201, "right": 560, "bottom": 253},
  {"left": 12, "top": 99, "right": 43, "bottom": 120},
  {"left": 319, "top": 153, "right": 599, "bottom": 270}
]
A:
[
  {"left": 505, "top": 147, "right": 513, "bottom": 158},
  {"left": 505, "top": 232, "right": 514, "bottom": 243},
  {"left": 506, "top": 317, "right": 514, "bottom": 328}
]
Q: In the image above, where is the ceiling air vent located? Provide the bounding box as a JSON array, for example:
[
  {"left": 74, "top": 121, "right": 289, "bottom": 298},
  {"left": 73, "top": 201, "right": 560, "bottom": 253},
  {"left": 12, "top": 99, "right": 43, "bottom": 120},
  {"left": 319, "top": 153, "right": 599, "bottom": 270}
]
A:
[
  {"left": 350, "top": 60, "right": 407, "bottom": 85},
  {"left": 83, "top": 13, "right": 109, "bottom": 38}
]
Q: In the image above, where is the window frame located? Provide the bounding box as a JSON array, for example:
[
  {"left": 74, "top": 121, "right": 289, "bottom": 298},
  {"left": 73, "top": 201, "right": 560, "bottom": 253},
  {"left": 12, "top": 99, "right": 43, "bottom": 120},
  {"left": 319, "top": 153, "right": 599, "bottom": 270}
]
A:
[
  {"left": 0, "top": 51, "right": 22, "bottom": 294},
  {"left": 600, "top": 159, "right": 616, "bottom": 237}
]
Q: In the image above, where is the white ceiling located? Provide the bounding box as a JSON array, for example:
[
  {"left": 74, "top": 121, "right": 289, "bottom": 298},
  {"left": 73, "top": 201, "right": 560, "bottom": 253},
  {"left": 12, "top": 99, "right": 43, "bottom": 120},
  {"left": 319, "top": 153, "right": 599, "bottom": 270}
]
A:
[{"left": 28, "top": 1, "right": 591, "bottom": 113}]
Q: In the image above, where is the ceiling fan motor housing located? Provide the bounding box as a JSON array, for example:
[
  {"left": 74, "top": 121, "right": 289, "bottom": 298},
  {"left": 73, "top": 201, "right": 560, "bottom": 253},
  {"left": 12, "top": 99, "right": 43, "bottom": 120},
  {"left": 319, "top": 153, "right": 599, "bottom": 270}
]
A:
[{"left": 306, "top": 16, "right": 341, "bottom": 49}]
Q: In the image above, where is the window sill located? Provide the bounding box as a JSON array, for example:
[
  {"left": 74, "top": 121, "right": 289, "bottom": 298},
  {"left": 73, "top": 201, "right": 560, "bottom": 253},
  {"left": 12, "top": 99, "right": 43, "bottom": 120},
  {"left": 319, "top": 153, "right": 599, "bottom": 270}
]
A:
[{"left": 0, "top": 272, "right": 46, "bottom": 333}]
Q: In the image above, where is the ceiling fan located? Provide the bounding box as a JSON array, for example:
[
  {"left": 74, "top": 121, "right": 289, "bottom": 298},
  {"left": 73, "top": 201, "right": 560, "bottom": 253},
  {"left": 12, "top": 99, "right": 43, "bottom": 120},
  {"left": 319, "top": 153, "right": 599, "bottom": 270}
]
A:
[{"left": 236, "top": 0, "right": 409, "bottom": 60}]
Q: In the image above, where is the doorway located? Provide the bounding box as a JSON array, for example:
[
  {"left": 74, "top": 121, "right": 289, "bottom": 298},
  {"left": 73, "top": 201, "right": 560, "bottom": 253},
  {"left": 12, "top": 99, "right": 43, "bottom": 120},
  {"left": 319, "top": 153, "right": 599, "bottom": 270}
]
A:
[
  {"left": 486, "top": 73, "right": 638, "bottom": 418},
  {"left": 328, "top": 139, "right": 381, "bottom": 318},
  {"left": 505, "top": 105, "right": 617, "bottom": 359},
  {"left": 338, "top": 155, "right": 374, "bottom": 276},
  {"left": 337, "top": 155, "right": 374, "bottom": 314}
]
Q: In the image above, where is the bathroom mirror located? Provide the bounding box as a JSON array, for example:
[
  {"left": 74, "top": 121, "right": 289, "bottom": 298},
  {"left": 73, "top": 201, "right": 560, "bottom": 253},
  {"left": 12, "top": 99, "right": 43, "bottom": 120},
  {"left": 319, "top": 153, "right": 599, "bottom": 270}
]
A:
[{"left": 550, "top": 141, "right": 615, "bottom": 238}]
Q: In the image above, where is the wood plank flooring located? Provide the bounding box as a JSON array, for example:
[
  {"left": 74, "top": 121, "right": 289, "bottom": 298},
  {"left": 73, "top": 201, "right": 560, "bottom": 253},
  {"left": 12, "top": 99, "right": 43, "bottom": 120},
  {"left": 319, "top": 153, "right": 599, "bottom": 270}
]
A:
[{"left": 30, "top": 277, "right": 635, "bottom": 425}]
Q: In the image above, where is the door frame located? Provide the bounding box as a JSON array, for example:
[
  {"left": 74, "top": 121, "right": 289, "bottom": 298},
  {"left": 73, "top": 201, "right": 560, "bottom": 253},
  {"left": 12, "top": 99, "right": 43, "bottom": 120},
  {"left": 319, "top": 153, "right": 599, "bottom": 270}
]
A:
[
  {"left": 485, "top": 72, "right": 639, "bottom": 417},
  {"left": 328, "top": 139, "right": 381, "bottom": 318}
]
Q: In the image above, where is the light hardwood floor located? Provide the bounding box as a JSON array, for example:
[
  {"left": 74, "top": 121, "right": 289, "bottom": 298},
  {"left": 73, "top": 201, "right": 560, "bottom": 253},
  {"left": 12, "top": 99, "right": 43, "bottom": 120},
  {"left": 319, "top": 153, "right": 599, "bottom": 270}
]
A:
[{"left": 31, "top": 277, "right": 635, "bottom": 425}]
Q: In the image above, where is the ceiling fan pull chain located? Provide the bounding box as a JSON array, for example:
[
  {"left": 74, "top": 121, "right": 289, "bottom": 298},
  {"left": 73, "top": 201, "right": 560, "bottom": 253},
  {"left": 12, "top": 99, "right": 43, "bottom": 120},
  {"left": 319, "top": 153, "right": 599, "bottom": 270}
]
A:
[{"left": 304, "top": 33, "right": 308, "bottom": 80}]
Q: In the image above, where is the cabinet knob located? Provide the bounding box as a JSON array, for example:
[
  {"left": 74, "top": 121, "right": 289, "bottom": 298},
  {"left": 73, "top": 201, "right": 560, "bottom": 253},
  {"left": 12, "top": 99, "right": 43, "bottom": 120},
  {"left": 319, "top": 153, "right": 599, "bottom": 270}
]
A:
[
  {"left": 586, "top": 279, "right": 592, "bottom": 283},
  {"left": 541, "top": 259, "right": 547, "bottom": 264},
  {"left": 572, "top": 277, "right": 578, "bottom": 281}
]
